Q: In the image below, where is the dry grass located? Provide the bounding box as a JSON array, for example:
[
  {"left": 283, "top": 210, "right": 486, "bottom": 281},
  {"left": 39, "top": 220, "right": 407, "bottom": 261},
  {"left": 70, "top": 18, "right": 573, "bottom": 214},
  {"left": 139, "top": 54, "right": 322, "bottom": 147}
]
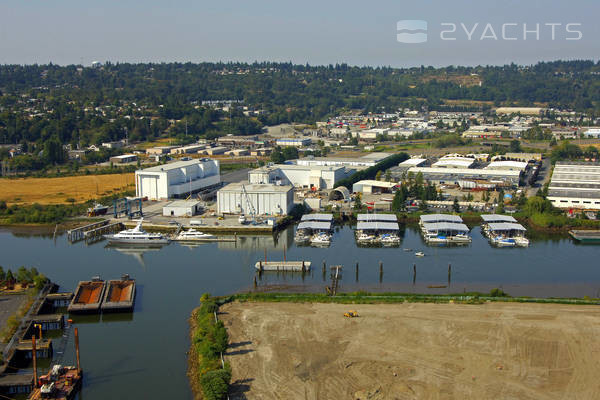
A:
[{"left": 0, "top": 173, "right": 135, "bottom": 205}]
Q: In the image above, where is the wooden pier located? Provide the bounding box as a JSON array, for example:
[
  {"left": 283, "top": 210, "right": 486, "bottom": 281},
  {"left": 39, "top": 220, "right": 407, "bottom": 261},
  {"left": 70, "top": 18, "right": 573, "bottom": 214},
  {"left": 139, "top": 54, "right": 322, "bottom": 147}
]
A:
[
  {"left": 83, "top": 222, "right": 123, "bottom": 244},
  {"left": 67, "top": 221, "right": 108, "bottom": 242},
  {"left": 254, "top": 261, "right": 311, "bottom": 272}
]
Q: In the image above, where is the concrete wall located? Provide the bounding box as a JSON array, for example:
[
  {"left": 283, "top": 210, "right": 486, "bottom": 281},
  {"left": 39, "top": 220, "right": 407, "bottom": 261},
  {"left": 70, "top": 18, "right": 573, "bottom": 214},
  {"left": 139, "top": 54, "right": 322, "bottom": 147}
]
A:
[{"left": 217, "top": 187, "right": 293, "bottom": 215}]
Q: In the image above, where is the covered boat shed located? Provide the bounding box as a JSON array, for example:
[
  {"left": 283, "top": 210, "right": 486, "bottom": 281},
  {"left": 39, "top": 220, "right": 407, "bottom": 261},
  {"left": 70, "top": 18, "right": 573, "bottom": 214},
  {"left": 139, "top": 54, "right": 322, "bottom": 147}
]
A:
[
  {"left": 487, "top": 222, "right": 526, "bottom": 233},
  {"left": 356, "top": 221, "right": 399, "bottom": 233},
  {"left": 357, "top": 214, "right": 398, "bottom": 222},
  {"left": 420, "top": 214, "right": 463, "bottom": 224},
  {"left": 301, "top": 214, "right": 334, "bottom": 222},
  {"left": 297, "top": 221, "right": 332, "bottom": 232},
  {"left": 422, "top": 222, "right": 469, "bottom": 234},
  {"left": 481, "top": 214, "right": 517, "bottom": 223}
]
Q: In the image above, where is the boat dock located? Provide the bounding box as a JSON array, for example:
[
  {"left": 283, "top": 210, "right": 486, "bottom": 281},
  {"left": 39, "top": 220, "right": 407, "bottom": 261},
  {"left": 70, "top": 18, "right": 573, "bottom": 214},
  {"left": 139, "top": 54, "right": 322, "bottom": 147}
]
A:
[
  {"left": 569, "top": 230, "right": 600, "bottom": 242},
  {"left": 255, "top": 261, "right": 311, "bottom": 271},
  {"left": 101, "top": 276, "right": 136, "bottom": 312},
  {"left": 67, "top": 221, "right": 123, "bottom": 244},
  {"left": 67, "top": 279, "right": 106, "bottom": 314},
  {"left": 16, "top": 338, "right": 53, "bottom": 359}
]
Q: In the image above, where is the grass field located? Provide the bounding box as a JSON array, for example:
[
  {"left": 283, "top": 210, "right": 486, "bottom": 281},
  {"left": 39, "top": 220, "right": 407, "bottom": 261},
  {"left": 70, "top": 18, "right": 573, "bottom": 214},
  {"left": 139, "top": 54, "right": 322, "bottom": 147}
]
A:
[{"left": 0, "top": 173, "right": 135, "bottom": 205}]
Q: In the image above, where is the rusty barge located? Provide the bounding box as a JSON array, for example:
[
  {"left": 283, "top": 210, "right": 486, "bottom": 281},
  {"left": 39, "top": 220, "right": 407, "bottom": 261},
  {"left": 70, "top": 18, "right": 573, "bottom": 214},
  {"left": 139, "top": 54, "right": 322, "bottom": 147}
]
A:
[
  {"left": 67, "top": 278, "right": 106, "bottom": 314},
  {"left": 101, "top": 275, "right": 136, "bottom": 312}
]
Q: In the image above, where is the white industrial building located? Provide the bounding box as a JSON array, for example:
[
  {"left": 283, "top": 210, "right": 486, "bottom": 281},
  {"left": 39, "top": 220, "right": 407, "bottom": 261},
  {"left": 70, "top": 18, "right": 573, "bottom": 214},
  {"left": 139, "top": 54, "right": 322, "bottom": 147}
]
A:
[
  {"left": 352, "top": 180, "right": 397, "bottom": 194},
  {"left": 485, "top": 161, "right": 528, "bottom": 172},
  {"left": 217, "top": 182, "right": 294, "bottom": 216},
  {"left": 432, "top": 156, "right": 475, "bottom": 169},
  {"left": 135, "top": 159, "right": 220, "bottom": 200},
  {"left": 162, "top": 200, "right": 203, "bottom": 217},
  {"left": 547, "top": 162, "right": 600, "bottom": 210},
  {"left": 248, "top": 164, "right": 354, "bottom": 190},
  {"left": 296, "top": 152, "right": 392, "bottom": 168},
  {"left": 275, "top": 138, "right": 311, "bottom": 147},
  {"left": 407, "top": 166, "right": 521, "bottom": 188},
  {"left": 583, "top": 128, "right": 600, "bottom": 138}
]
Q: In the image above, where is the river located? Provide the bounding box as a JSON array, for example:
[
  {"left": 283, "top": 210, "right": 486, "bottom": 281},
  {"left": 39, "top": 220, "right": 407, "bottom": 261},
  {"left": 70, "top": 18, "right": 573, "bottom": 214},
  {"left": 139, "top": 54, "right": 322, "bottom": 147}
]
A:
[{"left": 0, "top": 224, "right": 598, "bottom": 399}]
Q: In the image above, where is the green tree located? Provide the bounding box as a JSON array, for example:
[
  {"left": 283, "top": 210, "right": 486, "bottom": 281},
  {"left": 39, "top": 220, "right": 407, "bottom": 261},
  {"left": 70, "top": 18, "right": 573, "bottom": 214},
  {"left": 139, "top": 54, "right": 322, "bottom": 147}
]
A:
[
  {"left": 0, "top": 267, "right": 5, "bottom": 282},
  {"left": 509, "top": 139, "right": 522, "bottom": 153},
  {"left": 453, "top": 198, "right": 460, "bottom": 213},
  {"left": 200, "top": 368, "right": 231, "bottom": 400},
  {"left": 385, "top": 170, "right": 392, "bottom": 182},
  {"left": 354, "top": 193, "right": 362, "bottom": 211},
  {"left": 375, "top": 170, "right": 382, "bottom": 181},
  {"left": 391, "top": 189, "right": 405, "bottom": 212}
]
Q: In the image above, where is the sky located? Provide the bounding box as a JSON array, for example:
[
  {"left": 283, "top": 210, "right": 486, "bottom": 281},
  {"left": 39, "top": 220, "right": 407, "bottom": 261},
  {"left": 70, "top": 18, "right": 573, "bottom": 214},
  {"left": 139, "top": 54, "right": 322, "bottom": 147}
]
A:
[{"left": 0, "top": 0, "right": 599, "bottom": 67}]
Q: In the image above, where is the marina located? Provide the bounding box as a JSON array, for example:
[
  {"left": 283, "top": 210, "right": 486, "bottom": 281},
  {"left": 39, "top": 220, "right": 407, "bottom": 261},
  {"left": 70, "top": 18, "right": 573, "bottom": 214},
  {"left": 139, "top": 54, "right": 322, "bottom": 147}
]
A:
[
  {"left": 355, "top": 213, "right": 400, "bottom": 245},
  {"left": 296, "top": 214, "right": 333, "bottom": 246},
  {"left": 419, "top": 214, "right": 472, "bottom": 245},
  {"left": 480, "top": 215, "right": 529, "bottom": 247},
  {"left": 3, "top": 223, "right": 600, "bottom": 399}
]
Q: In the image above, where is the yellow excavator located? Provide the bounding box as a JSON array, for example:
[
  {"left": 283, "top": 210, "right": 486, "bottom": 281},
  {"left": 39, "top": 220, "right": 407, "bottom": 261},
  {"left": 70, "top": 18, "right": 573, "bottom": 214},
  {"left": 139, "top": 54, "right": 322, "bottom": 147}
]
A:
[{"left": 344, "top": 310, "right": 359, "bottom": 318}]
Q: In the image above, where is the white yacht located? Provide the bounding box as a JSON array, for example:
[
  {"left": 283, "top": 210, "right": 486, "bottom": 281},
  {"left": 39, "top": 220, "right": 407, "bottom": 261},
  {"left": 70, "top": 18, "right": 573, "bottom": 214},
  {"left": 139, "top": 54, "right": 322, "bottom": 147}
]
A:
[
  {"left": 380, "top": 233, "right": 401, "bottom": 245},
  {"left": 104, "top": 219, "right": 169, "bottom": 245},
  {"left": 238, "top": 215, "right": 247, "bottom": 224},
  {"left": 294, "top": 230, "right": 311, "bottom": 243},
  {"left": 310, "top": 232, "right": 331, "bottom": 245},
  {"left": 174, "top": 228, "right": 216, "bottom": 241},
  {"left": 490, "top": 235, "right": 516, "bottom": 247},
  {"left": 514, "top": 236, "right": 530, "bottom": 247},
  {"left": 356, "top": 232, "right": 377, "bottom": 243}
]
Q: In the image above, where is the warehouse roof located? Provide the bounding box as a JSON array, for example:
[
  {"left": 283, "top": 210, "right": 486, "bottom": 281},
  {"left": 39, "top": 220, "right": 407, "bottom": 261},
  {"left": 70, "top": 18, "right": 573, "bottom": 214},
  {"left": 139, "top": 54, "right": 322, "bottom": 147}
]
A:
[
  {"left": 487, "top": 222, "right": 526, "bottom": 231},
  {"left": 408, "top": 167, "right": 520, "bottom": 178},
  {"left": 301, "top": 214, "right": 334, "bottom": 222},
  {"left": 356, "top": 221, "right": 399, "bottom": 231},
  {"left": 139, "top": 158, "right": 215, "bottom": 173},
  {"left": 357, "top": 214, "right": 397, "bottom": 222},
  {"left": 422, "top": 222, "right": 469, "bottom": 232},
  {"left": 297, "top": 221, "right": 332, "bottom": 230},
  {"left": 353, "top": 180, "right": 397, "bottom": 188},
  {"left": 485, "top": 161, "right": 528, "bottom": 170},
  {"left": 399, "top": 158, "right": 427, "bottom": 166},
  {"left": 432, "top": 159, "right": 474, "bottom": 168},
  {"left": 164, "top": 200, "right": 202, "bottom": 208},
  {"left": 481, "top": 214, "right": 517, "bottom": 223},
  {"left": 219, "top": 182, "right": 292, "bottom": 193},
  {"left": 420, "top": 214, "right": 463, "bottom": 223}
]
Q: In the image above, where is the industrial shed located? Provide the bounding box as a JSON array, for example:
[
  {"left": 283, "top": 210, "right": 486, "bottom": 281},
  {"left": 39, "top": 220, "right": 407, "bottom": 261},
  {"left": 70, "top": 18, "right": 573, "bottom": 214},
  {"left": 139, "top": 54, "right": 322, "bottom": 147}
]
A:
[
  {"left": 163, "top": 200, "right": 203, "bottom": 217},
  {"left": 217, "top": 182, "right": 293, "bottom": 216}
]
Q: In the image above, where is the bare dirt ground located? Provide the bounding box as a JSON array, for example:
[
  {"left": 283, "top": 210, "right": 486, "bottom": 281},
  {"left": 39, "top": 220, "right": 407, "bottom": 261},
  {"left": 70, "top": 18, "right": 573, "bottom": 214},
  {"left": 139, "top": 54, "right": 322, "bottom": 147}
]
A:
[{"left": 220, "top": 301, "right": 600, "bottom": 400}]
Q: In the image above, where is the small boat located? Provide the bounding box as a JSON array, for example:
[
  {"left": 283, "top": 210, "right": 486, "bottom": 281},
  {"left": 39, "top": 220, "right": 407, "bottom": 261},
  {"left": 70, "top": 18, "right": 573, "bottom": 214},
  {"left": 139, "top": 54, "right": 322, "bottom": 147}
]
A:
[
  {"left": 238, "top": 215, "right": 247, "bottom": 224},
  {"left": 294, "top": 231, "right": 311, "bottom": 243},
  {"left": 174, "top": 228, "right": 216, "bottom": 241},
  {"left": 104, "top": 219, "right": 169, "bottom": 245},
  {"left": 311, "top": 232, "right": 331, "bottom": 245},
  {"left": 87, "top": 203, "right": 109, "bottom": 217},
  {"left": 415, "top": 251, "right": 425, "bottom": 257},
  {"left": 514, "top": 236, "right": 530, "bottom": 247},
  {"left": 491, "top": 236, "right": 516, "bottom": 247},
  {"left": 356, "top": 232, "right": 376, "bottom": 243},
  {"left": 380, "top": 234, "right": 401, "bottom": 245},
  {"left": 403, "top": 248, "right": 413, "bottom": 252}
]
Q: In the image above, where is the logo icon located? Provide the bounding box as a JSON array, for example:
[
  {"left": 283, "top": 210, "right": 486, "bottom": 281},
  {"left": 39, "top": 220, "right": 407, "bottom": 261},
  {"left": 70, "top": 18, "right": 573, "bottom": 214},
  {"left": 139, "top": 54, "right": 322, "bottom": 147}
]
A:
[{"left": 397, "top": 20, "right": 428, "bottom": 43}]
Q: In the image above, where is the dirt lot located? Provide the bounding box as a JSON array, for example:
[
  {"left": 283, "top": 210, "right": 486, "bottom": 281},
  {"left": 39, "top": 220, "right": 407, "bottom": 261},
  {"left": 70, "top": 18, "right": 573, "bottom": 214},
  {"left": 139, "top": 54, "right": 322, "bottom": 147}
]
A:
[
  {"left": 0, "top": 173, "right": 134, "bottom": 205},
  {"left": 220, "top": 301, "right": 600, "bottom": 400}
]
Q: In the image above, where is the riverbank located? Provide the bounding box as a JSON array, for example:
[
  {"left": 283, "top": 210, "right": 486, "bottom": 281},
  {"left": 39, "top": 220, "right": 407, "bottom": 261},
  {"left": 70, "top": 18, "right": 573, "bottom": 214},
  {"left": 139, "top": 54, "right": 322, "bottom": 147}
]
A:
[{"left": 219, "top": 300, "right": 600, "bottom": 399}]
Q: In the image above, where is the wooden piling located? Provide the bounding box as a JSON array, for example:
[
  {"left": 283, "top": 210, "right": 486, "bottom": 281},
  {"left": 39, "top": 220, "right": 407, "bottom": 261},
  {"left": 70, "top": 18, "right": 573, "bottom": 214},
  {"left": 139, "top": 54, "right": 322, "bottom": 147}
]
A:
[
  {"left": 32, "top": 336, "right": 37, "bottom": 389},
  {"left": 355, "top": 262, "right": 359, "bottom": 282},
  {"left": 413, "top": 263, "right": 416, "bottom": 285},
  {"left": 253, "top": 276, "right": 257, "bottom": 288},
  {"left": 448, "top": 264, "right": 452, "bottom": 285}
]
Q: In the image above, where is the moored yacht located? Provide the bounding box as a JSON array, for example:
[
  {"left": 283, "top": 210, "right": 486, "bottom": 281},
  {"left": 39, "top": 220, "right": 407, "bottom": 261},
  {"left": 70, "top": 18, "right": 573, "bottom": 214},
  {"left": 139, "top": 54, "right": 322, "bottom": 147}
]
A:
[
  {"left": 174, "top": 228, "right": 216, "bottom": 241},
  {"left": 310, "top": 232, "right": 331, "bottom": 245},
  {"left": 104, "top": 219, "right": 169, "bottom": 245}
]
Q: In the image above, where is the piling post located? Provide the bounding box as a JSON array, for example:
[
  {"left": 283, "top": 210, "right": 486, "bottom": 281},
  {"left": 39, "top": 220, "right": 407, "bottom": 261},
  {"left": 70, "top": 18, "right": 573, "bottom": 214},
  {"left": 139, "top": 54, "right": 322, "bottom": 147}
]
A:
[
  {"left": 283, "top": 244, "right": 286, "bottom": 262},
  {"left": 355, "top": 261, "right": 359, "bottom": 283},
  {"left": 253, "top": 276, "right": 257, "bottom": 288},
  {"left": 32, "top": 336, "right": 37, "bottom": 389},
  {"left": 302, "top": 261, "right": 306, "bottom": 272},
  {"left": 322, "top": 260, "right": 326, "bottom": 281},
  {"left": 75, "top": 327, "right": 81, "bottom": 374},
  {"left": 413, "top": 263, "right": 416, "bottom": 285},
  {"left": 448, "top": 264, "right": 452, "bottom": 285},
  {"left": 259, "top": 261, "right": 263, "bottom": 271},
  {"left": 379, "top": 261, "right": 383, "bottom": 283},
  {"left": 264, "top": 248, "right": 267, "bottom": 263}
]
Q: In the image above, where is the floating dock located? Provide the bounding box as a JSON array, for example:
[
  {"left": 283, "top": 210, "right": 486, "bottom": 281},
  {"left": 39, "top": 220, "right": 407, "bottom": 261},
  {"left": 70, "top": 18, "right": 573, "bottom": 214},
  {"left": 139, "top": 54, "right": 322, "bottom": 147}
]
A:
[
  {"left": 67, "top": 279, "right": 106, "bottom": 314},
  {"left": 255, "top": 261, "right": 311, "bottom": 271},
  {"left": 101, "top": 276, "right": 136, "bottom": 312},
  {"left": 569, "top": 230, "right": 600, "bottom": 243}
]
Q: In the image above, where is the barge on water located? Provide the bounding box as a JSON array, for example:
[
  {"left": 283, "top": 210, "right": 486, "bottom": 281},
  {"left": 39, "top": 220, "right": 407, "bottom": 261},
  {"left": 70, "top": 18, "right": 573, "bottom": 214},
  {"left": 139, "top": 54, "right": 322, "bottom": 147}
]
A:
[
  {"left": 569, "top": 230, "right": 600, "bottom": 243},
  {"left": 101, "top": 275, "right": 136, "bottom": 312},
  {"left": 67, "top": 278, "right": 106, "bottom": 314},
  {"left": 255, "top": 261, "right": 311, "bottom": 272}
]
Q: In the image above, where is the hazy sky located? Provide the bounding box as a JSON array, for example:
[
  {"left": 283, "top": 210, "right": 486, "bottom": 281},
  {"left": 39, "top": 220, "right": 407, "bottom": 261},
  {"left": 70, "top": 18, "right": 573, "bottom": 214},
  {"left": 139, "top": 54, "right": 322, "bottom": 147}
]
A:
[{"left": 1, "top": 0, "right": 598, "bottom": 67}]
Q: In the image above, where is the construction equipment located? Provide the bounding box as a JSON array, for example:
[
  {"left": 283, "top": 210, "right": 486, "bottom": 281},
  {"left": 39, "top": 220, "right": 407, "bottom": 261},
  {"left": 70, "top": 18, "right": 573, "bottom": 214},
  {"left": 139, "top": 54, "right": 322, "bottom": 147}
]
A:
[
  {"left": 241, "top": 184, "right": 257, "bottom": 225},
  {"left": 344, "top": 310, "right": 359, "bottom": 318}
]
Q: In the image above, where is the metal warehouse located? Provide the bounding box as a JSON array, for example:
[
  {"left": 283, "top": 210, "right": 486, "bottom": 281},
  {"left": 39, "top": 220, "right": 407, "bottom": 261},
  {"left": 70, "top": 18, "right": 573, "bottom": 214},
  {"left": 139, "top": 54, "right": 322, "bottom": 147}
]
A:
[
  {"left": 217, "top": 182, "right": 294, "bottom": 216},
  {"left": 135, "top": 159, "right": 220, "bottom": 200},
  {"left": 548, "top": 162, "right": 600, "bottom": 210}
]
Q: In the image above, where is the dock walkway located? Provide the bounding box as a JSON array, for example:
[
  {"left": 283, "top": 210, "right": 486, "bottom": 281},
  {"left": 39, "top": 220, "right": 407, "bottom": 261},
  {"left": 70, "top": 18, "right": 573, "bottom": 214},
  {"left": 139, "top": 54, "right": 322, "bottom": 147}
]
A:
[{"left": 255, "top": 261, "right": 311, "bottom": 272}]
